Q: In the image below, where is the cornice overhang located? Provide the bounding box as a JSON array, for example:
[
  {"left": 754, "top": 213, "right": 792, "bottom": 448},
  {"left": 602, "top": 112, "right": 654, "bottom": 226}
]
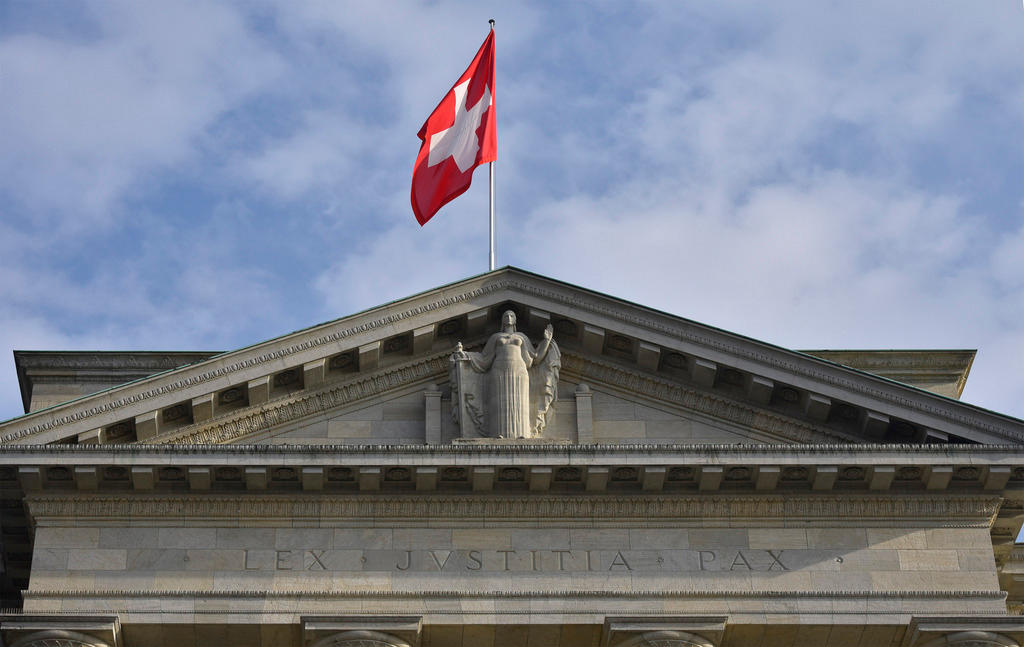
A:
[
  {"left": 4, "top": 444, "right": 1024, "bottom": 508},
  {"left": 3, "top": 441, "right": 1024, "bottom": 463},
  {"left": 1, "top": 267, "right": 1021, "bottom": 446}
]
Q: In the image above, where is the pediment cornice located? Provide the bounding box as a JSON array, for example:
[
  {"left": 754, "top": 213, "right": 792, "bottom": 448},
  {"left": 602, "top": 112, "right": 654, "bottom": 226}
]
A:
[
  {"left": 0, "top": 278, "right": 509, "bottom": 444},
  {"left": 2, "top": 268, "right": 1022, "bottom": 445},
  {"left": 6, "top": 444, "right": 1023, "bottom": 507},
  {"left": 153, "top": 352, "right": 449, "bottom": 445},
  {"left": 498, "top": 276, "right": 1022, "bottom": 443}
]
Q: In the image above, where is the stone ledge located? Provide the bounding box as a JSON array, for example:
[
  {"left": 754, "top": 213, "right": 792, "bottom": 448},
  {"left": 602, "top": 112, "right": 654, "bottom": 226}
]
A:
[
  {"left": 5, "top": 445, "right": 1024, "bottom": 500},
  {"left": 3, "top": 441, "right": 1024, "bottom": 457},
  {"left": 23, "top": 493, "right": 1001, "bottom": 526},
  {"left": 20, "top": 588, "right": 1010, "bottom": 600}
]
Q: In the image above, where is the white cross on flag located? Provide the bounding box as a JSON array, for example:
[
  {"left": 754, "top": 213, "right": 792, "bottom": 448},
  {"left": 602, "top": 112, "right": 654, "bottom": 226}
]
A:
[{"left": 411, "top": 30, "right": 496, "bottom": 226}]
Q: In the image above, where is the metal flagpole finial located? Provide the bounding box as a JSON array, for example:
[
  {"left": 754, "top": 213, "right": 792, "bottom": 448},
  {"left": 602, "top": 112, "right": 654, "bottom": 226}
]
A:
[{"left": 489, "top": 19, "right": 495, "bottom": 28}]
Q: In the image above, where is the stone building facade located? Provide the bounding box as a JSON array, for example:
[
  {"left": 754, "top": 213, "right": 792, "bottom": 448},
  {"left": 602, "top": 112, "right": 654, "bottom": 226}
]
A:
[{"left": 1, "top": 267, "right": 1024, "bottom": 647}]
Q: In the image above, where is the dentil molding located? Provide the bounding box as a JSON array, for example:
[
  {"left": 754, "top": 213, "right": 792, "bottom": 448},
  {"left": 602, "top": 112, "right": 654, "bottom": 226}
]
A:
[{"left": 25, "top": 493, "right": 1001, "bottom": 526}]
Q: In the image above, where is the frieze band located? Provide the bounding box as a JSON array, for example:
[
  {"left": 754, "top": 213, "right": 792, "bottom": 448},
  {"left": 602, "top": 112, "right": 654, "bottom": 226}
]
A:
[{"left": 25, "top": 493, "right": 1002, "bottom": 525}]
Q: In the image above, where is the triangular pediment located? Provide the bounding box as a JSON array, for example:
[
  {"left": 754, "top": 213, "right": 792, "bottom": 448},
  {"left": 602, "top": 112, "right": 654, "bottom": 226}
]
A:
[
  {"left": 253, "top": 378, "right": 788, "bottom": 447},
  {"left": 3, "top": 267, "right": 1022, "bottom": 447}
]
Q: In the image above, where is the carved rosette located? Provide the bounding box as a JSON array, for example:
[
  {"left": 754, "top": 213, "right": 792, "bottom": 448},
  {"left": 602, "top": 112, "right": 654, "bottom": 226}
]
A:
[
  {"left": 9, "top": 631, "right": 110, "bottom": 647},
  {"left": 309, "top": 630, "right": 411, "bottom": 647},
  {"left": 618, "top": 630, "right": 717, "bottom": 647},
  {"left": 917, "top": 632, "right": 1021, "bottom": 647}
]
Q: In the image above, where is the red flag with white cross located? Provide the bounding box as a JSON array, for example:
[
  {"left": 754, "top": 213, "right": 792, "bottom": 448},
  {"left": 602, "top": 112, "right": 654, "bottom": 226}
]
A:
[{"left": 411, "top": 30, "right": 496, "bottom": 226}]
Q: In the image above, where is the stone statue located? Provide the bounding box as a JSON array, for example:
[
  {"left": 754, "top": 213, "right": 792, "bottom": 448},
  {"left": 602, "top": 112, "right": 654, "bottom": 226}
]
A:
[{"left": 450, "top": 310, "right": 560, "bottom": 439}]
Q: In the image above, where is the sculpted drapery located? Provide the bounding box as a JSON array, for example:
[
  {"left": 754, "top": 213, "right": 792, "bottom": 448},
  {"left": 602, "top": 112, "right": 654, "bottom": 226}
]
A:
[{"left": 451, "top": 310, "right": 560, "bottom": 439}]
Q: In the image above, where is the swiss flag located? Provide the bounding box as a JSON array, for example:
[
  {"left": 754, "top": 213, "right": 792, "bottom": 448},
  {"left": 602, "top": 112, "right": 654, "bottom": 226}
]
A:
[{"left": 411, "top": 30, "right": 496, "bottom": 226}]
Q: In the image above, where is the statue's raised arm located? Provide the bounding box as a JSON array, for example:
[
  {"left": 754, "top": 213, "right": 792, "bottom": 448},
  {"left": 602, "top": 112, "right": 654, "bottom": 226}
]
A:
[{"left": 529, "top": 323, "right": 560, "bottom": 436}]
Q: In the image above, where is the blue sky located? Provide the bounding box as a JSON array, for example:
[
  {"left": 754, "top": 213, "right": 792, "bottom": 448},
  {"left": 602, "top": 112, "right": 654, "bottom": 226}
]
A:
[{"left": 1, "top": 1, "right": 1024, "bottom": 421}]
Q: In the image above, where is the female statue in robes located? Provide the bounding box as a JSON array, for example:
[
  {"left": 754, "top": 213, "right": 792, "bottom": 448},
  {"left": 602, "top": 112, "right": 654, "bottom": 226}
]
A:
[{"left": 451, "top": 310, "right": 561, "bottom": 439}]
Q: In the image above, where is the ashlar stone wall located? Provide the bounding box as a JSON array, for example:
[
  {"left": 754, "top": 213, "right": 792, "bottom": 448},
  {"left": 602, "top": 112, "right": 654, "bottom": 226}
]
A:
[{"left": 26, "top": 520, "right": 1002, "bottom": 615}]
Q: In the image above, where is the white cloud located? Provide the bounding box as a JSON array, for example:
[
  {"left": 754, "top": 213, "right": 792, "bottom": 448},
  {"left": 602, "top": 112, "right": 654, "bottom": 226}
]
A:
[
  {"left": 317, "top": 0, "right": 1024, "bottom": 416},
  {"left": 313, "top": 186, "right": 492, "bottom": 316},
  {"left": 0, "top": 0, "right": 284, "bottom": 223},
  {"left": 0, "top": 315, "right": 85, "bottom": 421},
  {"left": 2, "top": 0, "right": 1024, "bottom": 424}
]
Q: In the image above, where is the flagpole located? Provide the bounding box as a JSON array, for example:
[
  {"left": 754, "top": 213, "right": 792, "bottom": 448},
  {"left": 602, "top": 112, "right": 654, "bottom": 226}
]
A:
[
  {"left": 489, "top": 161, "right": 495, "bottom": 271},
  {"left": 488, "top": 19, "right": 496, "bottom": 271}
]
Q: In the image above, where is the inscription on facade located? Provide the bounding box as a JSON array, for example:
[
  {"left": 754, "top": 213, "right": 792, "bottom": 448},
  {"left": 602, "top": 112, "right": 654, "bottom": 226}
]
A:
[{"left": 243, "top": 548, "right": 799, "bottom": 572}]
